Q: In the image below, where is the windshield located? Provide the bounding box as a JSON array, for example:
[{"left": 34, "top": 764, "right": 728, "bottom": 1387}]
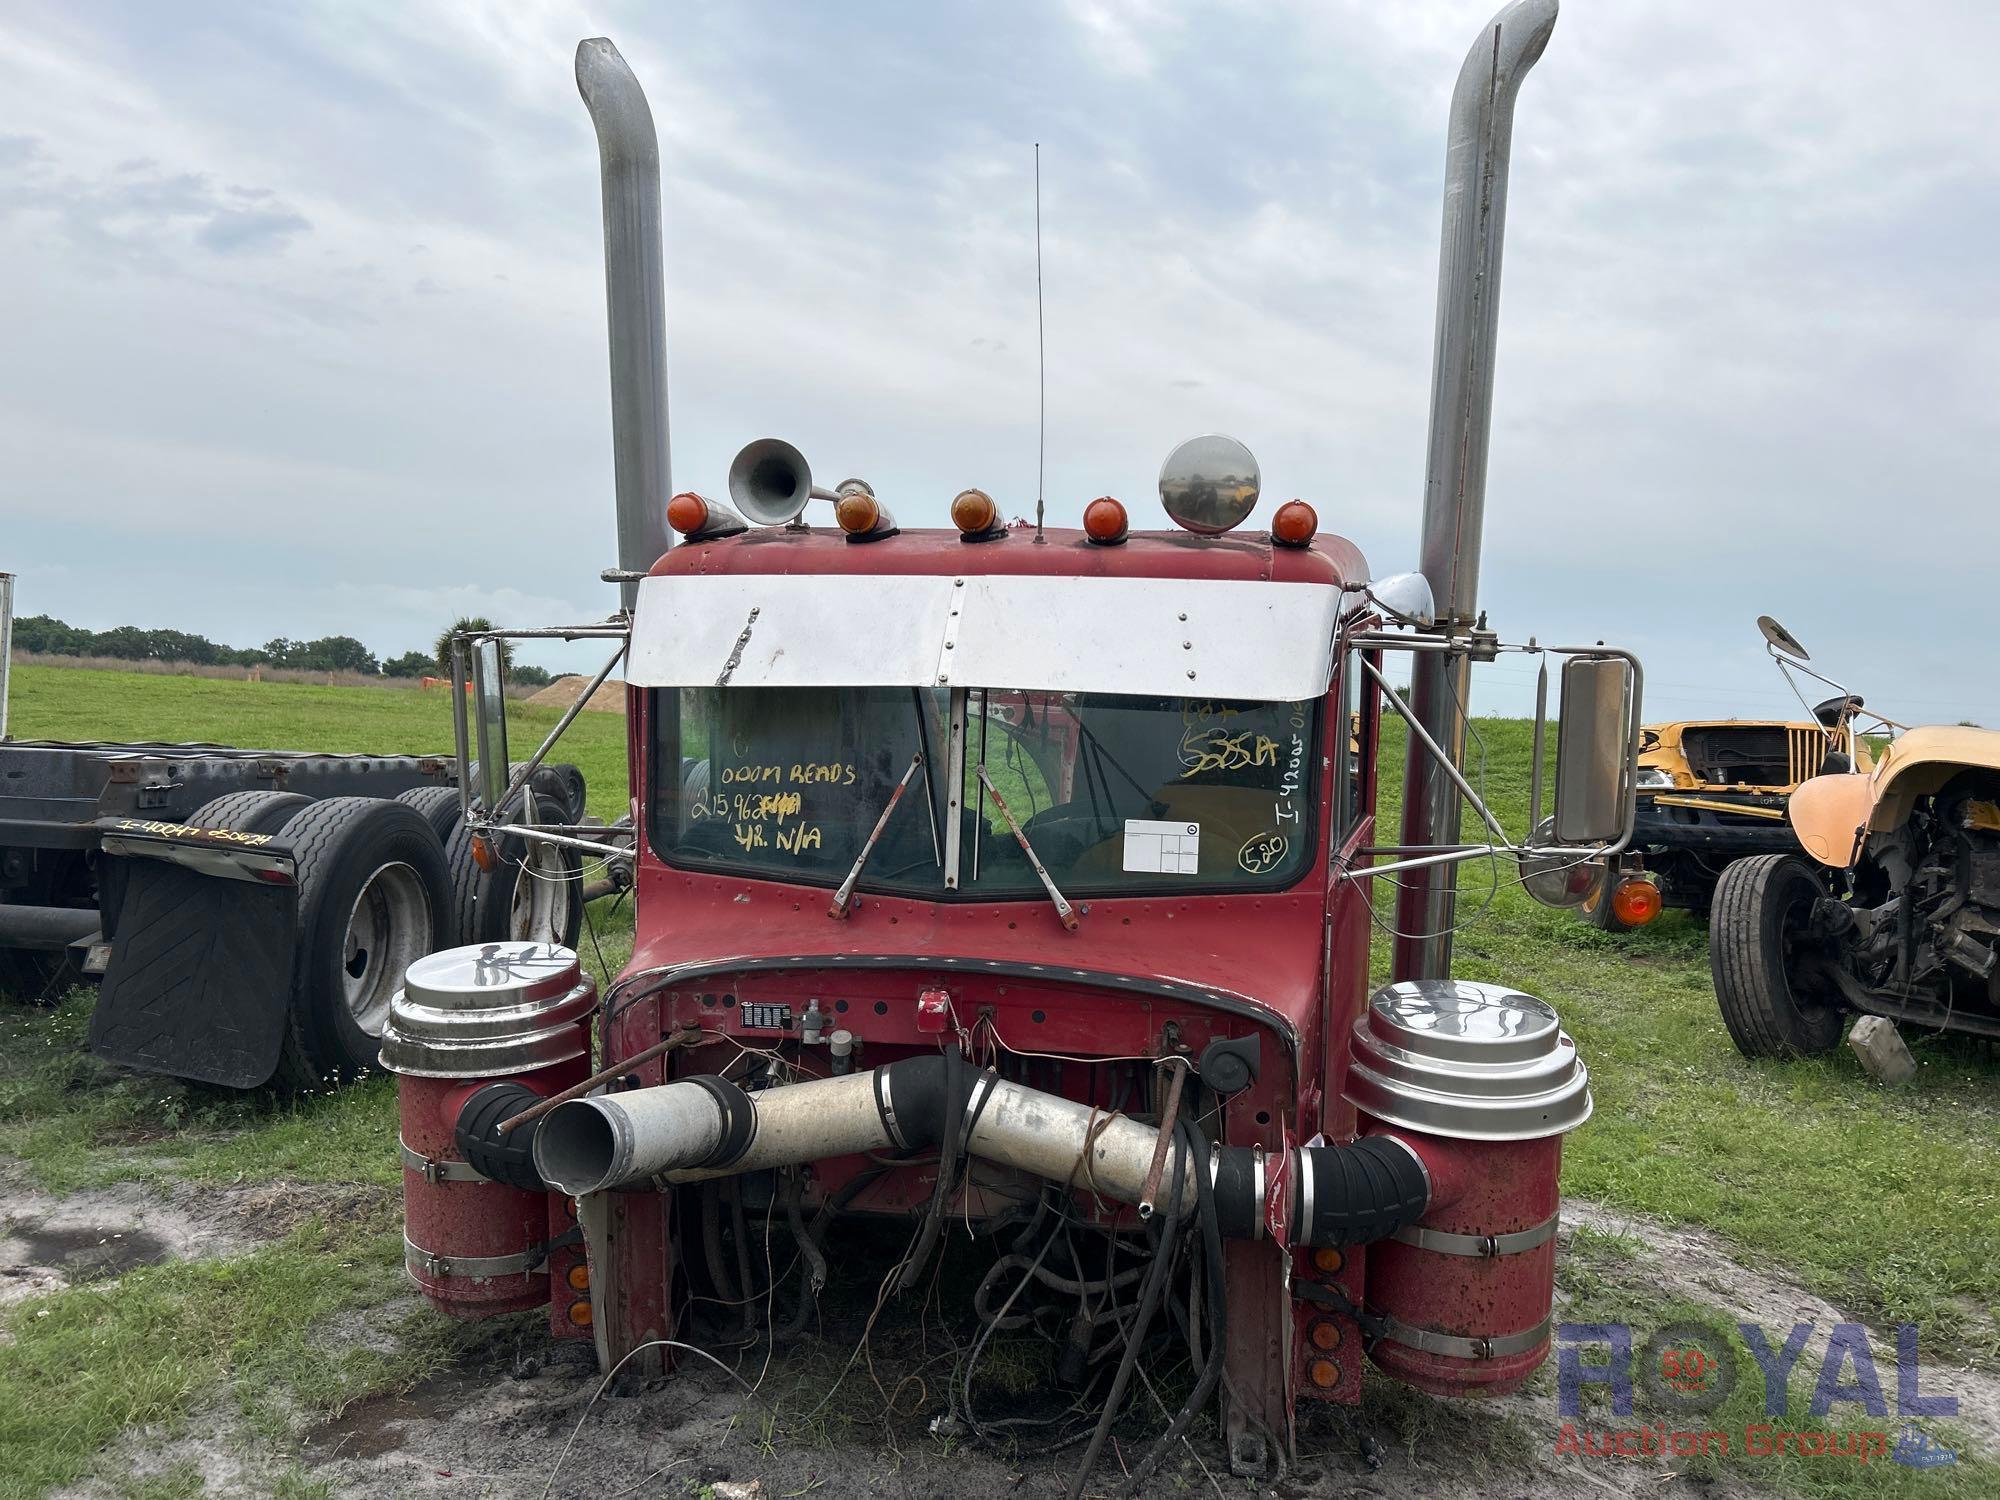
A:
[{"left": 650, "top": 687, "right": 1318, "bottom": 899}]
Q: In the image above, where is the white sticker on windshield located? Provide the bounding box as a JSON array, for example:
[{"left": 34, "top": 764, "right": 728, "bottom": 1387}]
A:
[{"left": 1123, "top": 819, "right": 1201, "bottom": 875}]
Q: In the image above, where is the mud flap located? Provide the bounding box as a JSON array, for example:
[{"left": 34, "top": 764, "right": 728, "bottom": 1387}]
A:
[{"left": 88, "top": 857, "right": 297, "bottom": 1088}]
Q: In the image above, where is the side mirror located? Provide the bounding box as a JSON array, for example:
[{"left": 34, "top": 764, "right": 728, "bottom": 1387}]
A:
[
  {"left": 471, "top": 638, "right": 510, "bottom": 812},
  {"left": 1757, "top": 614, "right": 1811, "bottom": 662},
  {"left": 1553, "top": 656, "right": 1635, "bottom": 843},
  {"left": 1518, "top": 820, "right": 1601, "bottom": 907}
]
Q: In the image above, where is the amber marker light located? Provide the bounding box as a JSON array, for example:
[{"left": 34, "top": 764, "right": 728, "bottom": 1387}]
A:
[
  {"left": 566, "top": 1262, "right": 591, "bottom": 1292},
  {"left": 1307, "top": 1357, "right": 1341, "bottom": 1389},
  {"left": 1611, "top": 876, "right": 1664, "bottom": 926},
  {"left": 667, "top": 491, "right": 710, "bottom": 535},
  {"left": 836, "top": 490, "right": 900, "bottom": 544},
  {"left": 1271, "top": 499, "right": 1318, "bottom": 548},
  {"left": 1082, "top": 496, "right": 1129, "bottom": 545},
  {"left": 567, "top": 1299, "right": 594, "bottom": 1328},
  {"left": 1309, "top": 1320, "right": 1342, "bottom": 1351},
  {"left": 951, "top": 487, "right": 1002, "bottom": 539},
  {"left": 1311, "top": 1247, "right": 1343, "bottom": 1275}
]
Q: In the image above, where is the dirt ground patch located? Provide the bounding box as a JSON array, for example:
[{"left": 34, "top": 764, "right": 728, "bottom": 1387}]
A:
[
  {"left": 11, "top": 1176, "right": 1992, "bottom": 1498},
  {"left": 272, "top": 1198, "right": 1995, "bottom": 1500},
  {"left": 527, "top": 676, "right": 627, "bottom": 714},
  {"left": 0, "top": 1165, "right": 389, "bottom": 1312},
  {"left": 1563, "top": 1199, "right": 2000, "bottom": 1453}
]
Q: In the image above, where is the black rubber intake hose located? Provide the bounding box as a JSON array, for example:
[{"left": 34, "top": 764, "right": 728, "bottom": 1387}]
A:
[
  {"left": 1210, "top": 1146, "right": 1262, "bottom": 1241},
  {"left": 1293, "top": 1134, "right": 1430, "bottom": 1248},
  {"left": 872, "top": 1054, "right": 950, "bottom": 1150},
  {"left": 455, "top": 1082, "right": 550, "bottom": 1191}
]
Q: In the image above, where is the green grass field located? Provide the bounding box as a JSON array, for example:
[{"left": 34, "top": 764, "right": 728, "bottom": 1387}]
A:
[{"left": 2, "top": 662, "right": 1997, "bottom": 1498}]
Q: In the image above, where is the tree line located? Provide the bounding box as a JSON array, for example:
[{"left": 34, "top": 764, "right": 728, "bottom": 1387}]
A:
[{"left": 11, "top": 614, "right": 552, "bottom": 686}]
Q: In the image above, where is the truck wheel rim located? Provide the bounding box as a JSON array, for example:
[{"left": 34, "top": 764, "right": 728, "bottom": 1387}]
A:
[
  {"left": 343, "top": 861, "right": 431, "bottom": 1036},
  {"left": 509, "top": 842, "right": 573, "bottom": 944}
]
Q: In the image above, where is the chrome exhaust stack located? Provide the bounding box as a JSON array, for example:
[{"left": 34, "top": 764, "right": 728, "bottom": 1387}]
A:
[
  {"left": 576, "top": 38, "right": 674, "bottom": 609},
  {"left": 1392, "top": 0, "right": 1559, "bottom": 980}
]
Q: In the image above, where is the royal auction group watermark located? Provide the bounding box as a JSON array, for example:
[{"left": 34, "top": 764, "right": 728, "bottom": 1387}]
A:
[{"left": 1553, "top": 1320, "right": 1958, "bottom": 1469}]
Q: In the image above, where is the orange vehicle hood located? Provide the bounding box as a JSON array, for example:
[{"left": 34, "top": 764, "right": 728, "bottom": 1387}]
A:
[{"left": 1789, "top": 725, "right": 2000, "bottom": 866}]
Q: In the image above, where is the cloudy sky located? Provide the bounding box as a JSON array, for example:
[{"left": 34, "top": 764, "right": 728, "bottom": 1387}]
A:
[{"left": 3, "top": 1, "right": 1996, "bottom": 723}]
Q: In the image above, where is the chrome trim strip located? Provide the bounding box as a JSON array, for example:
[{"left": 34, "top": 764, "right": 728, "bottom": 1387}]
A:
[
  {"left": 1296, "top": 1149, "right": 1313, "bottom": 1238},
  {"left": 1392, "top": 1210, "right": 1558, "bottom": 1259},
  {"left": 1370, "top": 1309, "right": 1552, "bottom": 1361}
]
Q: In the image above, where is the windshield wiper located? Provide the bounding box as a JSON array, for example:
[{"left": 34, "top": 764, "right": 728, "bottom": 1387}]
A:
[
  {"left": 829, "top": 750, "right": 926, "bottom": 919},
  {"left": 977, "top": 764, "right": 1080, "bottom": 931}
]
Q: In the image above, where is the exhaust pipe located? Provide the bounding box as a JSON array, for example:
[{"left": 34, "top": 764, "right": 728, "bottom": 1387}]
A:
[
  {"left": 1393, "top": 0, "right": 1559, "bottom": 981},
  {"left": 576, "top": 39, "right": 674, "bottom": 610},
  {"left": 532, "top": 1058, "right": 1432, "bottom": 1249}
]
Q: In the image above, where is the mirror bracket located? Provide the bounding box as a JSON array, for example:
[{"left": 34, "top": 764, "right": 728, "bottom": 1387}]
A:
[
  {"left": 446, "top": 620, "right": 636, "bottom": 869},
  {"left": 1335, "top": 628, "right": 1643, "bottom": 896}
]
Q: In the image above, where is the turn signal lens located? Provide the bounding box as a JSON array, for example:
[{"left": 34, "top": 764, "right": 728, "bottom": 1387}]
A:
[
  {"left": 667, "top": 491, "right": 710, "bottom": 535},
  {"left": 835, "top": 492, "right": 881, "bottom": 535},
  {"left": 566, "top": 1262, "right": 591, "bottom": 1292},
  {"left": 567, "top": 1298, "right": 594, "bottom": 1328},
  {"left": 1311, "top": 1247, "right": 1343, "bottom": 1275},
  {"left": 1611, "top": 876, "right": 1663, "bottom": 926},
  {"left": 1082, "top": 496, "right": 1129, "bottom": 545},
  {"left": 1307, "top": 1357, "right": 1341, "bottom": 1390},
  {"left": 1271, "top": 499, "right": 1318, "bottom": 548},
  {"left": 951, "top": 488, "right": 999, "bottom": 535},
  {"left": 1309, "top": 1320, "right": 1342, "bottom": 1352},
  {"left": 470, "top": 834, "right": 495, "bottom": 872}
]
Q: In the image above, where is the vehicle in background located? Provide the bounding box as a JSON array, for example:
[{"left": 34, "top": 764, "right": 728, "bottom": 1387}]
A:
[
  {"left": 1703, "top": 619, "right": 2000, "bottom": 1058},
  {"left": 1585, "top": 700, "right": 1873, "bottom": 932},
  {"left": 0, "top": 717, "right": 596, "bottom": 1086}
]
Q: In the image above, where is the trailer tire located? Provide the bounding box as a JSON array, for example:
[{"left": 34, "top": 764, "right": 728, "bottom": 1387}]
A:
[
  {"left": 541, "top": 763, "right": 588, "bottom": 822},
  {"left": 1709, "top": 853, "right": 1844, "bottom": 1059},
  {"left": 394, "top": 785, "right": 464, "bottom": 844},
  {"left": 186, "top": 791, "right": 315, "bottom": 835},
  {"left": 445, "top": 815, "right": 583, "bottom": 950},
  {"left": 277, "top": 797, "right": 453, "bottom": 1089},
  {"left": 464, "top": 763, "right": 579, "bottom": 821}
]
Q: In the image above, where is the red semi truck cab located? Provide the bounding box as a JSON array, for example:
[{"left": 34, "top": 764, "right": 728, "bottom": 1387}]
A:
[
  {"left": 616, "top": 517, "right": 1389, "bottom": 1442},
  {"left": 384, "top": 2, "right": 1639, "bottom": 1484}
]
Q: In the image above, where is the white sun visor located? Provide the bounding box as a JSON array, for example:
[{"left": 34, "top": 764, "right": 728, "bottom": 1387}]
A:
[{"left": 629, "top": 573, "right": 1345, "bottom": 701}]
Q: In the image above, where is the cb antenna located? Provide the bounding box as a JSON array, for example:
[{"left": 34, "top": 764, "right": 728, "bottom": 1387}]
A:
[{"left": 1034, "top": 142, "right": 1046, "bottom": 544}]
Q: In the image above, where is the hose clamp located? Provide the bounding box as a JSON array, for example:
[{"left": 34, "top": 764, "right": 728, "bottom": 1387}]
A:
[
  {"left": 403, "top": 1235, "right": 545, "bottom": 1281},
  {"left": 1391, "top": 1210, "right": 1559, "bottom": 1258},
  {"left": 684, "top": 1075, "right": 758, "bottom": 1169},
  {"left": 1373, "top": 1133, "right": 1431, "bottom": 1199},
  {"left": 399, "top": 1139, "right": 484, "bottom": 1185},
  {"left": 1252, "top": 1153, "right": 1266, "bottom": 1240},
  {"left": 1369, "top": 1308, "right": 1553, "bottom": 1361},
  {"left": 1296, "top": 1148, "right": 1314, "bottom": 1238},
  {"left": 962, "top": 1070, "right": 997, "bottom": 1131},
  {"left": 874, "top": 1067, "right": 904, "bottom": 1148}
]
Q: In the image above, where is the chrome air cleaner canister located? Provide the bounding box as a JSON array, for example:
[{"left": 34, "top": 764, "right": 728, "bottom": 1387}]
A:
[
  {"left": 380, "top": 943, "right": 596, "bottom": 1319},
  {"left": 1343, "top": 979, "right": 1592, "bottom": 1397}
]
